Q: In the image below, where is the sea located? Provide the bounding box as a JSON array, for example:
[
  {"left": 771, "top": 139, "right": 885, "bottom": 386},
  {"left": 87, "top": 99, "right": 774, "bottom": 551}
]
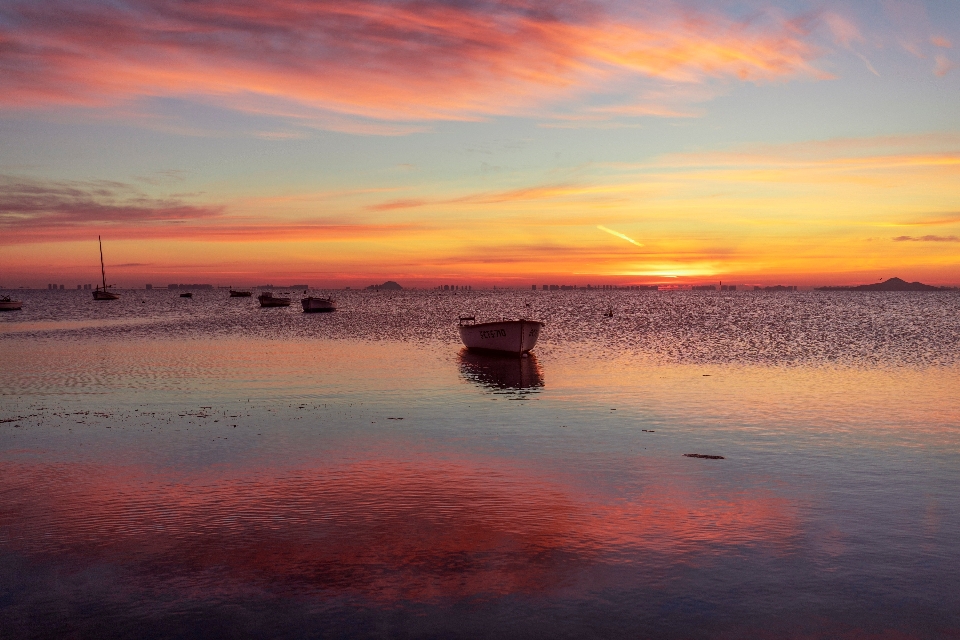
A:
[{"left": 1, "top": 288, "right": 959, "bottom": 639}]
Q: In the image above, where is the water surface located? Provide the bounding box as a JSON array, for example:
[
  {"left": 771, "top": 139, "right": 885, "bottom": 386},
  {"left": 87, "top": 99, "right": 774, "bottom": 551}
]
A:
[{"left": 2, "top": 289, "right": 959, "bottom": 638}]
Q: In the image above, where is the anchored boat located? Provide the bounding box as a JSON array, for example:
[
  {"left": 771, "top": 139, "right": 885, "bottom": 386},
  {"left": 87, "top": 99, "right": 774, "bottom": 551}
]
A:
[
  {"left": 258, "top": 292, "right": 291, "bottom": 307},
  {"left": 92, "top": 236, "right": 120, "bottom": 300},
  {"left": 457, "top": 316, "right": 543, "bottom": 355},
  {"left": 0, "top": 295, "right": 22, "bottom": 311},
  {"left": 229, "top": 290, "right": 252, "bottom": 297},
  {"left": 301, "top": 296, "right": 336, "bottom": 312}
]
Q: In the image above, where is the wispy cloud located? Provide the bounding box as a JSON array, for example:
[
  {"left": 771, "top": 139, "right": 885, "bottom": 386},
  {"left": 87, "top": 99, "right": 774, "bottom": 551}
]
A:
[
  {"left": 893, "top": 235, "right": 960, "bottom": 242},
  {"left": 0, "top": 176, "right": 223, "bottom": 229},
  {"left": 0, "top": 175, "right": 422, "bottom": 244},
  {"left": 597, "top": 225, "right": 644, "bottom": 247},
  {"left": 0, "top": 0, "right": 830, "bottom": 131},
  {"left": 934, "top": 54, "right": 956, "bottom": 77}
]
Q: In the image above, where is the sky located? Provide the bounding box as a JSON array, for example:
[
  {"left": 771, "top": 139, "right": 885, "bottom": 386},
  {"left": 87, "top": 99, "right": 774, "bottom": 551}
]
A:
[{"left": 1, "top": 0, "right": 958, "bottom": 288}]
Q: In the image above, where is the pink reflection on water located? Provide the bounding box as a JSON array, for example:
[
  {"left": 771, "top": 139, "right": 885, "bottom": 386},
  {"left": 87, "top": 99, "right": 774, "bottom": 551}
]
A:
[{"left": 0, "top": 450, "right": 799, "bottom": 602}]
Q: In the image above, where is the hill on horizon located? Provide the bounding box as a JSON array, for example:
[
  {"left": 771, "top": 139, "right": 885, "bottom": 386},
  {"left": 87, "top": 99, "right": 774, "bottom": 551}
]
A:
[
  {"left": 816, "top": 277, "right": 953, "bottom": 292},
  {"left": 366, "top": 281, "right": 403, "bottom": 291}
]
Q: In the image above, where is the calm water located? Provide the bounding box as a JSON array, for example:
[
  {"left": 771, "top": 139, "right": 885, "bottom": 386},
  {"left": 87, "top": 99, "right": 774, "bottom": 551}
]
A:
[{"left": 2, "top": 289, "right": 959, "bottom": 639}]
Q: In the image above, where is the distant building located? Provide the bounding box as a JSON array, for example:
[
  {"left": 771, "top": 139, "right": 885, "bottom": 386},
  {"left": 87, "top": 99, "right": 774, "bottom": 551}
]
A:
[
  {"left": 289, "top": 284, "right": 308, "bottom": 290},
  {"left": 721, "top": 285, "right": 737, "bottom": 291},
  {"left": 691, "top": 285, "right": 717, "bottom": 291},
  {"left": 145, "top": 284, "right": 152, "bottom": 290},
  {"left": 757, "top": 285, "right": 797, "bottom": 292}
]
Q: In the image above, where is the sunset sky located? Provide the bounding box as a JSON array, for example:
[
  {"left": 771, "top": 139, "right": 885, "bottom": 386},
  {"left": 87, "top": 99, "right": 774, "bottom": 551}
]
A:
[{"left": 1, "top": 0, "right": 958, "bottom": 288}]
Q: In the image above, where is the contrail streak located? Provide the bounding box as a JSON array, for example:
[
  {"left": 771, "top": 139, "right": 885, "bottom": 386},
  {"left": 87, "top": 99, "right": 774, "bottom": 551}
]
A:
[{"left": 597, "top": 225, "right": 644, "bottom": 247}]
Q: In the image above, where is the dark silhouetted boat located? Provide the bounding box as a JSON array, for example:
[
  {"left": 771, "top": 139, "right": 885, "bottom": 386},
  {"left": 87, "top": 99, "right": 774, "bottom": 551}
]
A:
[
  {"left": 301, "top": 296, "right": 336, "bottom": 312},
  {"left": 229, "top": 290, "right": 252, "bottom": 297},
  {"left": 0, "top": 295, "right": 22, "bottom": 311},
  {"left": 180, "top": 292, "right": 193, "bottom": 298},
  {"left": 258, "top": 292, "right": 291, "bottom": 307},
  {"left": 92, "top": 236, "right": 120, "bottom": 300},
  {"left": 457, "top": 316, "right": 543, "bottom": 355}
]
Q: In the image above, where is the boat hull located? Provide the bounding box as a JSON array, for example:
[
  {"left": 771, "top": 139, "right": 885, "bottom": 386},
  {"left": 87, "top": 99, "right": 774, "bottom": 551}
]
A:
[
  {"left": 229, "top": 291, "right": 252, "bottom": 297},
  {"left": 0, "top": 300, "right": 22, "bottom": 311},
  {"left": 258, "top": 294, "right": 291, "bottom": 307},
  {"left": 458, "top": 319, "right": 543, "bottom": 355},
  {"left": 301, "top": 297, "right": 336, "bottom": 312},
  {"left": 92, "top": 290, "right": 119, "bottom": 300}
]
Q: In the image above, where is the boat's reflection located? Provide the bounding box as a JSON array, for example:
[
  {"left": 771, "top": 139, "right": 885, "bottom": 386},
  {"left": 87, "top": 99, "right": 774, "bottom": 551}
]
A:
[{"left": 458, "top": 349, "right": 544, "bottom": 394}]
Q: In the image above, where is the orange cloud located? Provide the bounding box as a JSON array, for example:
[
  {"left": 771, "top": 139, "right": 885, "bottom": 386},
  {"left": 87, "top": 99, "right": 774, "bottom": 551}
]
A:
[
  {"left": 0, "top": 0, "right": 828, "bottom": 129},
  {"left": 4, "top": 134, "right": 959, "bottom": 285}
]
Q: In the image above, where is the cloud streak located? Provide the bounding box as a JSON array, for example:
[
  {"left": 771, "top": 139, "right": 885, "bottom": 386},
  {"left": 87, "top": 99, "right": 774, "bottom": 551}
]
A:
[
  {"left": 0, "top": 176, "right": 223, "bottom": 228},
  {"left": 0, "top": 175, "right": 422, "bottom": 244},
  {"left": 893, "top": 235, "right": 960, "bottom": 242},
  {"left": 0, "top": 0, "right": 828, "bottom": 130},
  {"left": 597, "top": 225, "right": 644, "bottom": 247}
]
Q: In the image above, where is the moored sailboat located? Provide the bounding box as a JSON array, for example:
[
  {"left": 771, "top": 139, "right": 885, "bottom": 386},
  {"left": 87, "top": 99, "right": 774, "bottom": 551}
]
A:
[{"left": 92, "top": 236, "right": 120, "bottom": 300}]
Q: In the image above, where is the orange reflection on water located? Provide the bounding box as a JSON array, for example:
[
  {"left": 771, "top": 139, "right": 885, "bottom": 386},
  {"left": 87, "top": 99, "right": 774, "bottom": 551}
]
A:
[{"left": 0, "top": 450, "right": 799, "bottom": 602}]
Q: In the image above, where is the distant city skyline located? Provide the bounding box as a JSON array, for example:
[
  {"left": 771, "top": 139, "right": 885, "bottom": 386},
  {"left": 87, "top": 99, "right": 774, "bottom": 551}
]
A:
[{"left": 1, "top": 0, "right": 958, "bottom": 287}]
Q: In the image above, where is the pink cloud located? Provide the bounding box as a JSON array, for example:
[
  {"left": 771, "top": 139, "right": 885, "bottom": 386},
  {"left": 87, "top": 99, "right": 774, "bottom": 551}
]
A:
[
  {"left": 934, "top": 54, "right": 956, "bottom": 77},
  {"left": 822, "top": 12, "right": 863, "bottom": 48},
  {"left": 931, "top": 35, "right": 952, "bottom": 49},
  {"left": 0, "top": 0, "right": 827, "bottom": 129}
]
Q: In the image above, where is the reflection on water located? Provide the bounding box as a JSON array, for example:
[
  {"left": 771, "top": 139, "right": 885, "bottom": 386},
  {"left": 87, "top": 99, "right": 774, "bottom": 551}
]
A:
[
  {"left": 2, "top": 292, "right": 960, "bottom": 638},
  {"left": 0, "top": 452, "right": 798, "bottom": 606},
  {"left": 458, "top": 349, "right": 544, "bottom": 394}
]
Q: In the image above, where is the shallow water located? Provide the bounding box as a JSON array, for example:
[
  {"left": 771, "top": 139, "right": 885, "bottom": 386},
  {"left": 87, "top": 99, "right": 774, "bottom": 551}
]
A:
[{"left": 2, "top": 289, "right": 959, "bottom": 638}]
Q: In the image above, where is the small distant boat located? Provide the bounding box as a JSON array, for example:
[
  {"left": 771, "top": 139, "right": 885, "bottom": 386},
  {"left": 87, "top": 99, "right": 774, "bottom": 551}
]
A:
[
  {"left": 301, "top": 296, "right": 336, "bottom": 312},
  {"left": 458, "top": 316, "right": 543, "bottom": 355},
  {"left": 0, "top": 296, "right": 22, "bottom": 311},
  {"left": 229, "top": 290, "right": 252, "bottom": 297},
  {"left": 180, "top": 292, "right": 193, "bottom": 298},
  {"left": 92, "top": 235, "right": 120, "bottom": 300},
  {"left": 258, "top": 292, "right": 291, "bottom": 307}
]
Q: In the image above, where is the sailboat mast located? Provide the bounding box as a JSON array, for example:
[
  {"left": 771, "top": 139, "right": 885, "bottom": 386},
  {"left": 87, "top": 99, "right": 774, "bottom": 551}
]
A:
[{"left": 99, "top": 235, "right": 106, "bottom": 290}]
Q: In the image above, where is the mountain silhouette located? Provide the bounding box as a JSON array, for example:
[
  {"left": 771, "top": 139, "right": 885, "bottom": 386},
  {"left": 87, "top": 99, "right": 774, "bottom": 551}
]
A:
[{"left": 816, "top": 277, "right": 951, "bottom": 291}]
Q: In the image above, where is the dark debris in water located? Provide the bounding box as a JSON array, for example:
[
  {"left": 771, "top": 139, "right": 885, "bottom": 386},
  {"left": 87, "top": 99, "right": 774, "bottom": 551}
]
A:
[{"left": 684, "top": 453, "right": 725, "bottom": 460}]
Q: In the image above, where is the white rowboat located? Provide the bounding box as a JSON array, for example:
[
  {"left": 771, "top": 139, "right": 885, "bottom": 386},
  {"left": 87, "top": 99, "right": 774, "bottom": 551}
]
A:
[{"left": 457, "top": 317, "right": 543, "bottom": 355}]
